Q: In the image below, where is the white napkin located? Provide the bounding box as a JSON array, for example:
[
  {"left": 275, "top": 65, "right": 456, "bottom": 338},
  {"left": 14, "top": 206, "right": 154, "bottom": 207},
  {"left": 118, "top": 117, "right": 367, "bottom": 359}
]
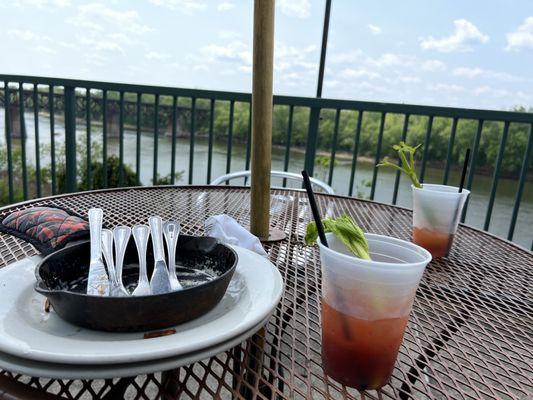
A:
[{"left": 205, "top": 214, "right": 267, "bottom": 257}]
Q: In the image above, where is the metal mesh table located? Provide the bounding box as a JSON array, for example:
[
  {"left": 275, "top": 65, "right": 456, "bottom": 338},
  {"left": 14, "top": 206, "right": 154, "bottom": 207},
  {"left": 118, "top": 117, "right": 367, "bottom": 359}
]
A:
[{"left": 0, "top": 186, "right": 531, "bottom": 400}]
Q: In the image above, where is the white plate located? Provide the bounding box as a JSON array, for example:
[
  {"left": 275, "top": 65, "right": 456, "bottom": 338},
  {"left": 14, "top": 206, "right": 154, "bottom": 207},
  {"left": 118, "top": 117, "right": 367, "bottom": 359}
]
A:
[
  {"left": 0, "top": 246, "right": 283, "bottom": 365},
  {"left": 0, "top": 314, "right": 272, "bottom": 379}
]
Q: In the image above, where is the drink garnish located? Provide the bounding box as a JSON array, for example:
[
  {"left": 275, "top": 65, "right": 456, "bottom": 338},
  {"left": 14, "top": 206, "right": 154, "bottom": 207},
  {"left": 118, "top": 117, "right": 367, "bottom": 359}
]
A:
[
  {"left": 377, "top": 141, "right": 422, "bottom": 188},
  {"left": 305, "top": 215, "right": 371, "bottom": 260}
]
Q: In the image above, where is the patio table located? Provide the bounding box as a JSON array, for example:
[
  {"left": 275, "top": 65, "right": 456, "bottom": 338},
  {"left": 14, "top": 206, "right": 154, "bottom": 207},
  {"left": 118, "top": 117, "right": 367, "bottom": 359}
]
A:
[{"left": 0, "top": 186, "right": 530, "bottom": 400}]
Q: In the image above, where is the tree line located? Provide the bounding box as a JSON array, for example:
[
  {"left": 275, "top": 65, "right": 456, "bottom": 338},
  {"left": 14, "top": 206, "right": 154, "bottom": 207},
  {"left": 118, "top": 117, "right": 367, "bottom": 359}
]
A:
[{"left": 208, "top": 101, "right": 531, "bottom": 178}]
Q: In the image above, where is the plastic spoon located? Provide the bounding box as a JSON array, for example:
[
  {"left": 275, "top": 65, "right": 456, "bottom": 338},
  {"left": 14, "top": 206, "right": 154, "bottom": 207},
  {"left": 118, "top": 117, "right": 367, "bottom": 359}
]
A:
[
  {"left": 148, "top": 216, "right": 172, "bottom": 294},
  {"left": 132, "top": 224, "right": 152, "bottom": 296},
  {"left": 101, "top": 229, "right": 126, "bottom": 297},
  {"left": 163, "top": 221, "right": 183, "bottom": 291},
  {"left": 87, "top": 208, "right": 109, "bottom": 296},
  {"left": 112, "top": 226, "right": 132, "bottom": 296}
]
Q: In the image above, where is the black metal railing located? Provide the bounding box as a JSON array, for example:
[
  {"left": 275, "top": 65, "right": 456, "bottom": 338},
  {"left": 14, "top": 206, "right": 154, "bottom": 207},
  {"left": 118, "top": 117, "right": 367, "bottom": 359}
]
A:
[{"left": 0, "top": 74, "right": 531, "bottom": 249}]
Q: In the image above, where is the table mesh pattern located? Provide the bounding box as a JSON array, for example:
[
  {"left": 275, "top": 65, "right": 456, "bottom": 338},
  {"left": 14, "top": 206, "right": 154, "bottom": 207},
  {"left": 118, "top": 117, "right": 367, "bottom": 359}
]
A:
[{"left": 0, "top": 187, "right": 531, "bottom": 400}]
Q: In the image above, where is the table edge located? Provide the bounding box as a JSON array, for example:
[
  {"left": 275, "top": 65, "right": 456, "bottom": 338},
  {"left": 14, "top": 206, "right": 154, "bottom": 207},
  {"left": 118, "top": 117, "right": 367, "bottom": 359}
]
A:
[{"left": 1, "top": 184, "right": 530, "bottom": 256}]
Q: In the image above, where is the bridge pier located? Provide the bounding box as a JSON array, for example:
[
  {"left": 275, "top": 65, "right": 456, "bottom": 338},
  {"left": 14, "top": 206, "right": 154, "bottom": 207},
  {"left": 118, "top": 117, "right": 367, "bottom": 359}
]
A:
[
  {"left": 7, "top": 104, "right": 26, "bottom": 139},
  {"left": 106, "top": 104, "right": 119, "bottom": 138}
]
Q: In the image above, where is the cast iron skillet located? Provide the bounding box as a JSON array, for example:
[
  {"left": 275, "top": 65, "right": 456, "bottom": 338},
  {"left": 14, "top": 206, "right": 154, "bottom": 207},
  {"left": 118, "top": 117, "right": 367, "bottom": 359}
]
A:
[{"left": 35, "top": 235, "right": 238, "bottom": 332}]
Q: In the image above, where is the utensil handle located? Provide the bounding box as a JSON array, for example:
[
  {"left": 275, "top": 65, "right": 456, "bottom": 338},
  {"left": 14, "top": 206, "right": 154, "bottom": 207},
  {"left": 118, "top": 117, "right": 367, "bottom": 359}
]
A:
[
  {"left": 101, "top": 229, "right": 117, "bottom": 282},
  {"left": 88, "top": 208, "right": 103, "bottom": 262},
  {"left": 163, "top": 221, "right": 180, "bottom": 268},
  {"left": 113, "top": 226, "right": 131, "bottom": 281},
  {"left": 133, "top": 225, "right": 150, "bottom": 282},
  {"left": 149, "top": 216, "right": 165, "bottom": 261}
]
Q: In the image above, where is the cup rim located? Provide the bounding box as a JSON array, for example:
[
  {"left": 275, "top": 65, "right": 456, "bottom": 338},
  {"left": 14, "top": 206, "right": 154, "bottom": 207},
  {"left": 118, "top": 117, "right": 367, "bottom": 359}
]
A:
[
  {"left": 412, "top": 183, "right": 470, "bottom": 196},
  {"left": 317, "top": 232, "right": 432, "bottom": 270}
]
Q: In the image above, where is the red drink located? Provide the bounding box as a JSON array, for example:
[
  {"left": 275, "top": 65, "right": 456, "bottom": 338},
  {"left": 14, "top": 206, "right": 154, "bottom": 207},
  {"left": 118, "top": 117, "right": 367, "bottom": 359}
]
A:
[
  {"left": 413, "top": 227, "right": 454, "bottom": 257},
  {"left": 411, "top": 184, "right": 470, "bottom": 257},
  {"left": 321, "top": 301, "right": 409, "bottom": 390},
  {"left": 317, "top": 233, "right": 431, "bottom": 391}
]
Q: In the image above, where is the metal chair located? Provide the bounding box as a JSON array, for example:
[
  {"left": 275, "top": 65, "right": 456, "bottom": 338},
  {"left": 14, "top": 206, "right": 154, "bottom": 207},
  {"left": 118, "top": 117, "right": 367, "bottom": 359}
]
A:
[{"left": 210, "top": 170, "right": 335, "bottom": 195}]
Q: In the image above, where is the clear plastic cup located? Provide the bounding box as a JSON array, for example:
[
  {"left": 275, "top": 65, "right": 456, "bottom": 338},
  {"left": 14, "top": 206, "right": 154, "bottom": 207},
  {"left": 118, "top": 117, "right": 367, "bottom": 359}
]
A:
[
  {"left": 412, "top": 184, "right": 470, "bottom": 257},
  {"left": 318, "top": 232, "right": 432, "bottom": 390}
]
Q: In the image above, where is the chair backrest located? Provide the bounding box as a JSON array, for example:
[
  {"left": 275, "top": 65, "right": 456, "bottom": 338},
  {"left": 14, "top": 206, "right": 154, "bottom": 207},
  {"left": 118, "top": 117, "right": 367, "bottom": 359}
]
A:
[{"left": 210, "top": 170, "right": 335, "bottom": 195}]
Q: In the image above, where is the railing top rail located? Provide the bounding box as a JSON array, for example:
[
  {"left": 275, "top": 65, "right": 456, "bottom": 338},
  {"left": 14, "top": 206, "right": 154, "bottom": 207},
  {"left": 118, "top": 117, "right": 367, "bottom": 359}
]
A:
[
  {"left": 1, "top": 74, "right": 532, "bottom": 123},
  {"left": 0, "top": 74, "right": 251, "bottom": 102}
]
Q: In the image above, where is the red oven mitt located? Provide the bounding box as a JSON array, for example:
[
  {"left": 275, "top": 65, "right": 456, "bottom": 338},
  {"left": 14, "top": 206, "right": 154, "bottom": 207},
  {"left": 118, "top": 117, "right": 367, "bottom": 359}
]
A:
[{"left": 0, "top": 207, "right": 90, "bottom": 255}]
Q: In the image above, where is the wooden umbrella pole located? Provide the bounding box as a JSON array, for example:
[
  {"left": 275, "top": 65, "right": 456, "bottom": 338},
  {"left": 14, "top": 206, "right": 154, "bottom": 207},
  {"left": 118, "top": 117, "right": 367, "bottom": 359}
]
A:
[{"left": 250, "top": 0, "right": 275, "bottom": 240}]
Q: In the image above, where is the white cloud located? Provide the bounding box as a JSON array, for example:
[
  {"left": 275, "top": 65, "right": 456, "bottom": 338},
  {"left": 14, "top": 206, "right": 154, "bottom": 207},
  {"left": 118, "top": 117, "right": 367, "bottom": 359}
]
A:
[
  {"left": 331, "top": 51, "right": 444, "bottom": 76},
  {"left": 515, "top": 91, "right": 532, "bottom": 102},
  {"left": 341, "top": 68, "right": 380, "bottom": 79},
  {"left": 473, "top": 85, "right": 490, "bottom": 95},
  {"left": 350, "top": 81, "right": 387, "bottom": 93},
  {"left": 197, "top": 40, "right": 317, "bottom": 77},
  {"left": 84, "top": 53, "right": 107, "bottom": 66},
  {"left": 398, "top": 76, "right": 420, "bottom": 83},
  {"left": 6, "top": 29, "right": 73, "bottom": 54},
  {"left": 74, "top": 3, "right": 152, "bottom": 34},
  {"left": 238, "top": 65, "right": 252, "bottom": 73},
  {"left": 107, "top": 32, "right": 136, "bottom": 45},
  {"left": 325, "top": 80, "right": 340, "bottom": 88},
  {"left": 326, "top": 51, "right": 450, "bottom": 96},
  {"left": 368, "top": 24, "right": 382, "bottom": 35},
  {"left": 217, "top": 1, "right": 234, "bottom": 11},
  {"left": 67, "top": 3, "right": 152, "bottom": 59},
  {"left": 149, "top": 0, "right": 207, "bottom": 14},
  {"left": 193, "top": 64, "right": 209, "bottom": 72},
  {"left": 77, "top": 35, "right": 124, "bottom": 54},
  {"left": 453, "top": 67, "right": 484, "bottom": 78},
  {"left": 53, "top": 0, "right": 69, "bottom": 7},
  {"left": 277, "top": 0, "right": 310, "bottom": 19},
  {"left": 193, "top": 40, "right": 317, "bottom": 89},
  {"left": 145, "top": 51, "right": 171, "bottom": 61},
  {"left": 420, "top": 19, "right": 488, "bottom": 52},
  {"left": 428, "top": 83, "right": 465, "bottom": 93},
  {"left": 200, "top": 41, "right": 252, "bottom": 66},
  {"left": 369, "top": 53, "right": 415, "bottom": 68},
  {"left": 8, "top": 0, "right": 70, "bottom": 8},
  {"left": 218, "top": 30, "right": 241, "bottom": 39},
  {"left": 421, "top": 59, "right": 446, "bottom": 71},
  {"left": 275, "top": 44, "right": 317, "bottom": 72},
  {"left": 328, "top": 50, "right": 363, "bottom": 64},
  {"left": 95, "top": 42, "right": 124, "bottom": 53},
  {"left": 506, "top": 16, "right": 533, "bottom": 51},
  {"left": 8, "top": 29, "right": 51, "bottom": 42},
  {"left": 35, "top": 45, "right": 57, "bottom": 54},
  {"left": 452, "top": 66, "right": 521, "bottom": 81},
  {"left": 469, "top": 85, "right": 529, "bottom": 102}
]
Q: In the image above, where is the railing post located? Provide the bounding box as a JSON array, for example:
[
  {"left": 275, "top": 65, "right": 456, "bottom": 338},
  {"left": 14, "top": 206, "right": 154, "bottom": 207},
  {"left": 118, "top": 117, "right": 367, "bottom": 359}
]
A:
[
  {"left": 304, "top": 107, "right": 320, "bottom": 176},
  {"left": 64, "top": 86, "right": 77, "bottom": 193},
  {"left": 4, "top": 82, "right": 14, "bottom": 203},
  {"left": 508, "top": 123, "right": 533, "bottom": 240}
]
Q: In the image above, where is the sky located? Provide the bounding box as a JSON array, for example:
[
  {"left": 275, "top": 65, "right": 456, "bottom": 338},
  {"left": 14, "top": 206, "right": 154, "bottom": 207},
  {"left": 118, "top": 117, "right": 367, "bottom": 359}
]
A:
[{"left": 1, "top": 0, "right": 532, "bottom": 110}]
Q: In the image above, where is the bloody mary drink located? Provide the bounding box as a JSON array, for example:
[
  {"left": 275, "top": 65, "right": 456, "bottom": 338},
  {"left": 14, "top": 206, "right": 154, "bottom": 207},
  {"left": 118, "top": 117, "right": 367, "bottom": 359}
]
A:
[
  {"left": 412, "top": 184, "right": 469, "bottom": 257},
  {"left": 318, "top": 233, "right": 432, "bottom": 390},
  {"left": 321, "top": 301, "right": 409, "bottom": 389},
  {"left": 412, "top": 227, "right": 454, "bottom": 258}
]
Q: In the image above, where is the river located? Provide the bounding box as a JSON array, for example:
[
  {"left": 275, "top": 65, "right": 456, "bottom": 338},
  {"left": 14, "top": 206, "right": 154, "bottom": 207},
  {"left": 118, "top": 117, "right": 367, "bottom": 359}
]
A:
[{"left": 1, "top": 111, "right": 532, "bottom": 249}]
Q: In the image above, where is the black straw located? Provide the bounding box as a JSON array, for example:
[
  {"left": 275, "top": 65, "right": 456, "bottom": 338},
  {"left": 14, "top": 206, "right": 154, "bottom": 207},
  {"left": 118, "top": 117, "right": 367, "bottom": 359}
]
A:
[
  {"left": 458, "top": 148, "right": 471, "bottom": 193},
  {"left": 301, "top": 170, "right": 329, "bottom": 247}
]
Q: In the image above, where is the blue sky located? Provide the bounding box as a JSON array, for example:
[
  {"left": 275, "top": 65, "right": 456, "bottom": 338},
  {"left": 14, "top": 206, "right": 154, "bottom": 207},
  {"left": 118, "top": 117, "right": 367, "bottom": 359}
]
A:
[{"left": 1, "top": 0, "right": 532, "bottom": 110}]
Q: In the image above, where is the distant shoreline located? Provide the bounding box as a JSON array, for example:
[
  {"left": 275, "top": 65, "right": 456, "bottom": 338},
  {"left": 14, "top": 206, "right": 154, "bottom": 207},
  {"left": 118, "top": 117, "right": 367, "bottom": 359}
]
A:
[{"left": 21, "top": 111, "right": 532, "bottom": 182}]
